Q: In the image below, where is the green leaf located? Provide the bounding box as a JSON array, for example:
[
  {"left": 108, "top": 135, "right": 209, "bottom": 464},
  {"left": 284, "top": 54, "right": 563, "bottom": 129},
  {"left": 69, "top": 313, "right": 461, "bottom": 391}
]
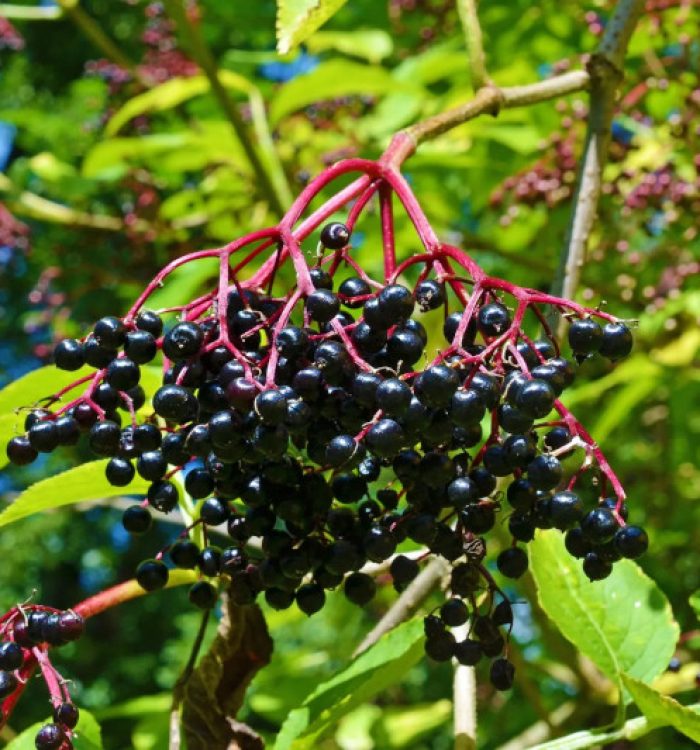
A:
[
  {"left": 274, "top": 618, "right": 425, "bottom": 750},
  {"left": 0, "top": 365, "right": 94, "bottom": 416},
  {"left": 690, "top": 591, "right": 700, "bottom": 622},
  {"left": 104, "top": 71, "right": 258, "bottom": 136},
  {"left": 6, "top": 708, "right": 103, "bottom": 749},
  {"left": 0, "top": 460, "right": 151, "bottom": 528},
  {"left": 622, "top": 673, "right": 700, "bottom": 743},
  {"left": 270, "top": 61, "right": 412, "bottom": 124},
  {"left": 530, "top": 530, "right": 678, "bottom": 698},
  {"left": 276, "top": 0, "right": 349, "bottom": 55},
  {"left": 306, "top": 29, "right": 393, "bottom": 63}
]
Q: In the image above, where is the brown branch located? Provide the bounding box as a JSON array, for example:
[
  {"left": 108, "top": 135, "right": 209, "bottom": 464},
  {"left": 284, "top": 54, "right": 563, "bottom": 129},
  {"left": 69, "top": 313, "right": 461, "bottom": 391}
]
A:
[{"left": 551, "top": 0, "right": 645, "bottom": 325}]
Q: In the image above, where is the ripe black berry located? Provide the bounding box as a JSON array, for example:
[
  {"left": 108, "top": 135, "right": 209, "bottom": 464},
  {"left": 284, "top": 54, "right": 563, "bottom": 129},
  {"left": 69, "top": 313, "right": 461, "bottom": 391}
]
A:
[
  {"left": 0, "top": 642, "right": 23, "bottom": 671},
  {"left": 136, "top": 559, "right": 169, "bottom": 591},
  {"left": 490, "top": 658, "right": 515, "bottom": 690},
  {"left": 306, "top": 289, "right": 340, "bottom": 323},
  {"left": 135, "top": 310, "right": 163, "bottom": 337},
  {"left": 614, "top": 525, "right": 648, "bottom": 559},
  {"left": 320, "top": 222, "right": 350, "bottom": 249},
  {"left": 34, "top": 723, "right": 66, "bottom": 750},
  {"left": 477, "top": 302, "right": 511, "bottom": 337},
  {"left": 94, "top": 316, "right": 126, "bottom": 348},
  {"left": 390, "top": 554, "right": 419, "bottom": 587},
  {"left": 6, "top": 436, "right": 38, "bottom": 466},
  {"left": 124, "top": 330, "right": 157, "bottom": 364},
  {"left": 581, "top": 507, "right": 618, "bottom": 543},
  {"left": 424, "top": 630, "right": 455, "bottom": 661},
  {"left": 583, "top": 551, "right": 612, "bottom": 581},
  {"left": 122, "top": 504, "right": 152, "bottom": 534},
  {"left": 415, "top": 279, "right": 445, "bottom": 311},
  {"left": 188, "top": 582, "right": 218, "bottom": 610},
  {"left": 88, "top": 420, "right": 121, "bottom": 456},
  {"left": 515, "top": 379, "right": 556, "bottom": 419},
  {"left": 28, "top": 421, "right": 59, "bottom": 453},
  {"left": 454, "top": 639, "right": 482, "bottom": 666},
  {"left": 376, "top": 284, "right": 414, "bottom": 325},
  {"left": 497, "top": 547, "right": 528, "bottom": 578},
  {"left": 54, "top": 339, "right": 85, "bottom": 371},
  {"left": 440, "top": 597, "right": 469, "bottom": 626},
  {"left": 568, "top": 318, "right": 603, "bottom": 356},
  {"left": 153, "top": 384, "right": 198, "bottom": 423},
  {"left": 366, "top": 418, "right": 405, "bottom": 458},
  {"left": 53, "top": 702, "right": 79, "bottom": 729},
  {"left": 414, "top": 365, "right": 459, "bottom": 408},
  {"left": 599, "top": 322, "right": 633, "bottom": 360},
  {"left": 296, "top": 583, "right": 325, "bottom": 615},
  {"left": 0, "top": 670, "right": 18, "bottom": 698},
  {"left": 344, "top": 573, "right": 376, "bottom": 605},
  {"left": 162, "top": 322, "right": 204, "bottom": 361},
  {"left": 549, "top": 491, "right": 584, "bottom": 530},
  {"left": 526, "top": 454, "right": 563, "bottom": 491}
]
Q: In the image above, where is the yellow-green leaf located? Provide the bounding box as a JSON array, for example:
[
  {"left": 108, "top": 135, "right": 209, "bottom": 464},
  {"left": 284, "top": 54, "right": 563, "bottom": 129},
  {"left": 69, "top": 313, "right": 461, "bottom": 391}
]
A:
[
  {"left": 0, "top": 460, "right": 151, "bottom": 528},
  {"left": 0, "top": 365, "right": 94, "bottom": 416},
  {"left": 623, "top": 673, "right": 700, "bottom": 743},
  {"left": 306, "top": 29, "right": 393, "bottom": 63},
  {"left": 530, "top": 530, "right": 678, "bottom": 698},
  {"left": 276, "top": 0, "right": 349, "bottom": 55}
]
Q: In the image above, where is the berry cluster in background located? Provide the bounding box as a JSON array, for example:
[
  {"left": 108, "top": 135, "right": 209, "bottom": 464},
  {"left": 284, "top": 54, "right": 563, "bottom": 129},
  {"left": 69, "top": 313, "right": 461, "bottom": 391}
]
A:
[{"left": 4, "top": 149, "right": 647, "bottom": 715}]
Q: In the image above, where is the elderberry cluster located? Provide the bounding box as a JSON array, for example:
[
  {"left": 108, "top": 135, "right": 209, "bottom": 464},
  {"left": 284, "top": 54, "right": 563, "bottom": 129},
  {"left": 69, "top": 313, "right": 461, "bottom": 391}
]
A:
[
  {"left": 5, "top": 196, "right": 646, "bottom": 695},
  {"left": 0, "top": 607, "right": 83, "bottom": 749}
]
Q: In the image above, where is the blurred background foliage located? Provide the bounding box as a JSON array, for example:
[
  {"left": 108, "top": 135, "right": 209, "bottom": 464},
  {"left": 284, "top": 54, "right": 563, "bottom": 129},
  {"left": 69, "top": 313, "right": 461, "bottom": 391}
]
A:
[{"left": 0, "top": 0, "right": 698, "bottom": 748}]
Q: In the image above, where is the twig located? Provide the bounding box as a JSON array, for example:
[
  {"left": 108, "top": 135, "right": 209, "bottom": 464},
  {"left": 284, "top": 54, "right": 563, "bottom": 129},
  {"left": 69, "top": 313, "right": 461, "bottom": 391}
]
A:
[
  {"left": 550, "top": 0, "right": 645, "bottom": 330},
  {"left": 385, "top": 70, "right": 590, "bottom": 166},
  {"left": 56, "top": 0, "right": 139, "bottom": 75},
  {"left": 170, "top": 609, "right": 212, "bottom": 750},
  {"left": 164, "top": 0, "right": 289, "bottom": 216},
  {"left": 353, "top": 557, "right": 449, "bottom": 657},
  {"left": 452, "top": 623, "right": 477, "bottom": 750},
  {"left": 457, "top": 0, "right": 489, "bottom": 89}
]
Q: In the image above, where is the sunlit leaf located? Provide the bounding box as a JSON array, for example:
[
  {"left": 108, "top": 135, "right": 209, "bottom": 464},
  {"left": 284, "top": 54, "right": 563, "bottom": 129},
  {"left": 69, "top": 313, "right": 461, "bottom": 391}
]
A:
[
  {"left": 6, "top": 708, "right": 103, "bottom": 749},
  {"left": 0, "top": 460, "right": 151, "bottom": 528},
  {"left": 530, "top": 530, "right": 678, "bottom": 698},
  {"left": 306, "top": 29, "right": 393, "bottom": 63},
  {"left": 0, "top": 365, "right": 94, "bottom": 416},
  {"left": 276, "top": 0, "right": 349, "bottom": 55}
]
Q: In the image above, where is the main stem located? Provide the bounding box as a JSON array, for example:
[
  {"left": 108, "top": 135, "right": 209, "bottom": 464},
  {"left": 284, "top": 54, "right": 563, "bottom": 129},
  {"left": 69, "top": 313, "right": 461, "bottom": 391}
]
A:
[{"left": 551, "top": 0, "right": 645, "bottom": 328}]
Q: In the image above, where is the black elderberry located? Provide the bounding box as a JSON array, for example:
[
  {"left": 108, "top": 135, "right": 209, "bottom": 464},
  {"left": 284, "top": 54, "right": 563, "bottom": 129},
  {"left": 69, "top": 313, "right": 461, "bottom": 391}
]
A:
[
  {"left": 469, "top": 372, "right": 501, "bottom": 410},
  {"left": 483, "top": 445, "right": 512, "bottom": 477},
  {"left": 136, "top": 559, "right": 169, "bottom": 591},
  {"left": 481, "top": 634, "right": 506, "bottom": 657},
  {"left": 526, "top": 454, "right": 563, "bottom": 491},
  {"left": 153, "top": 384, "right": 198, "bottom": 423},
  {"left": 94, "top": 316, "right": 126, "bottom": 348},
  {"left": 135, "top": 310, "right": 163, "bottom": 337},
  {"left": 507, "top": 478, "right": 536, "bottom": 510},
  {"left": 124, "top": 330, "right": 157, "bottom": 364},
  {"left": 414, "top": 279, "right": 445, "bottom": 312},
  {"left": 28, "top": 421, "right": 59, "bottom": 453},
  {"left": 320, "top": 221, "right": 350, "bottom": 249},
  {"left": 497, "top": 547, "right": 528, "bottom": 578},
  {"left": 450, "top": 389, "right": 485, "bottom": 427},
  {"left": 581, "top": 507, "right": 618, "bottom": 543},
  {"left": 306, "top": 289, "right": 340, "bottom": 323},
  {"left": 543, "top": 426, "right": 572, "bottom": 452},
  {"left": 88, "top": 420, "right": 121, "bottom": 456},
  {"left": 363, "top": 526, "right": 397, "bottom": 562},
  {"left": 0, "top": 642, "right": 23, "bottom": 672},
  {"left": 390, "top": 555, "right": 419, "bottom": 588},
  {"left": 7, "top": 436, "right": 38, "bottom": 466},
  {"left": 447, "top": 476, "right": 479, "bottom": 509},
  {"left": 200, "top": 497, "right": 230, "bottom": 526},
  {"left": 332, "top": 473, "right": 367, "bottom": 504},
  {"left": 582, "top": 551, "right": 612, "bottom": 581},
  {"left": 344, "top": 573, "right": 377, "bottom": 607},
  {"left": 473, "top": 617, "right": 500, "bottom": 645},
  {"left": 454, "top": 639, "right": 482, "bottom": 666},
  {"left": 338, "top": 276, "right": 371, "bottom": 307},
  {"left": 198, "top": 546, "right": 222, "bottom": 577},
  {"left": 490, "top": 658, "right": 515, "bottom": 690},
  {"left": 440, "top": 597, "right": 469, "bottom": 626},
  {"left": 568, "top": 318, "right": 603, "bottom": 356},
  {"left": 614, "top": 525, "right": 648, "bottom": 559},
  {"left": 477, "top": 302, "right": 511, "bottom": 337},
  {"left": 137, "top": 450, "right": 167, "bottom": 481},
  {"left": 425, "top": 630, "right": 456, "bottom": 662},
  {"left": 296, "top": 583, "right": 325, "bottom": 615},
  {"left": 34, "top": 723, "right": 66, "bottom": 750},
  {"left": 185, "top": 468, "right": 215, "bottom": 499},
  {"left": 599, "top": 322, "right": 633, "bottom": 360},
  {"left": 169, "top": 539, "right": 200, "bottom": 569},
  {"left": 498, "top": 403, "right": 533, "bottom": 434},
  {"left": 549, "top": 491, "right": 584, "bottom": 530},
  {"left": 53, "top": 701, "right": 79, "bottom": 729},
  {"left": 147, "top": 480, "right": 179, "bottom": 513},
  {"left": 530, "top": 363, "right": 567, "bottom": 396},
  {"left": 376, "top": 378, "right": 412, "bottom": 416},
  {"left": 564, "top": 527, "right": 591, "bottom": 558},
  {"left": 492, "top": 600, "right": 513, "bottom": 627},
  {"left": 443, "top": 311, "right": 477, "bottom": 346},
  {"left": 83, "top": 337, "right": 117, "bottom": 368},
  {"left": 376, "top": 284, "right": 414, "bottom": 325},
  {"left": 600, "top": 496, "right": 629, "bottom": 521},
  {"left": 122, "top": 505, "right": 152, "bottom": 534},
  {"left": 469, "top": 467, "right": 497, "bottom": 496},
  {"left": 509, "top": 512, "right": 536, "bottom": 542},
  {"left": 55, "top": 415, "right": 80, "bottom": 446},
  {"left": 54, "top": 339, "right": 85, "bottom": 371},
  {"left": 162, "top": 322, "right": 204, "bottom": 361},
  {"left": 414, "top": 365, "right": 459, "bottom": 408},
  {"left": 189, "top": 581, "right": 218, "bottom": 609},
  {"left": 460, "top": 504, "right": 496, "bottom": 534},
  {"left": 366, "top": 418, "right": 405, "bottom": 458},
  {"left": 515, "top": 379, "right": 556, "bottom": 419}
]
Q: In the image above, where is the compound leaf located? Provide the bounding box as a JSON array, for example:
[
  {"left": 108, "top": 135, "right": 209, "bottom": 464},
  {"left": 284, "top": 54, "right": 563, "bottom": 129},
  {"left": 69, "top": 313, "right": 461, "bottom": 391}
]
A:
[
  {"left": 0, "top": 460, "right": 151, "bottom": 528},
  {"left": 530, "top": 530, "right": 678, "bottom": 697},
  {"left": 622, "top": 673, "right": 700, "bottom": 743},
  {"left": 276, "top": 0, "right": 348, "bottom": 55},
  {"left": 274, "top": 618, "right": 425, "bottom": 750}
]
